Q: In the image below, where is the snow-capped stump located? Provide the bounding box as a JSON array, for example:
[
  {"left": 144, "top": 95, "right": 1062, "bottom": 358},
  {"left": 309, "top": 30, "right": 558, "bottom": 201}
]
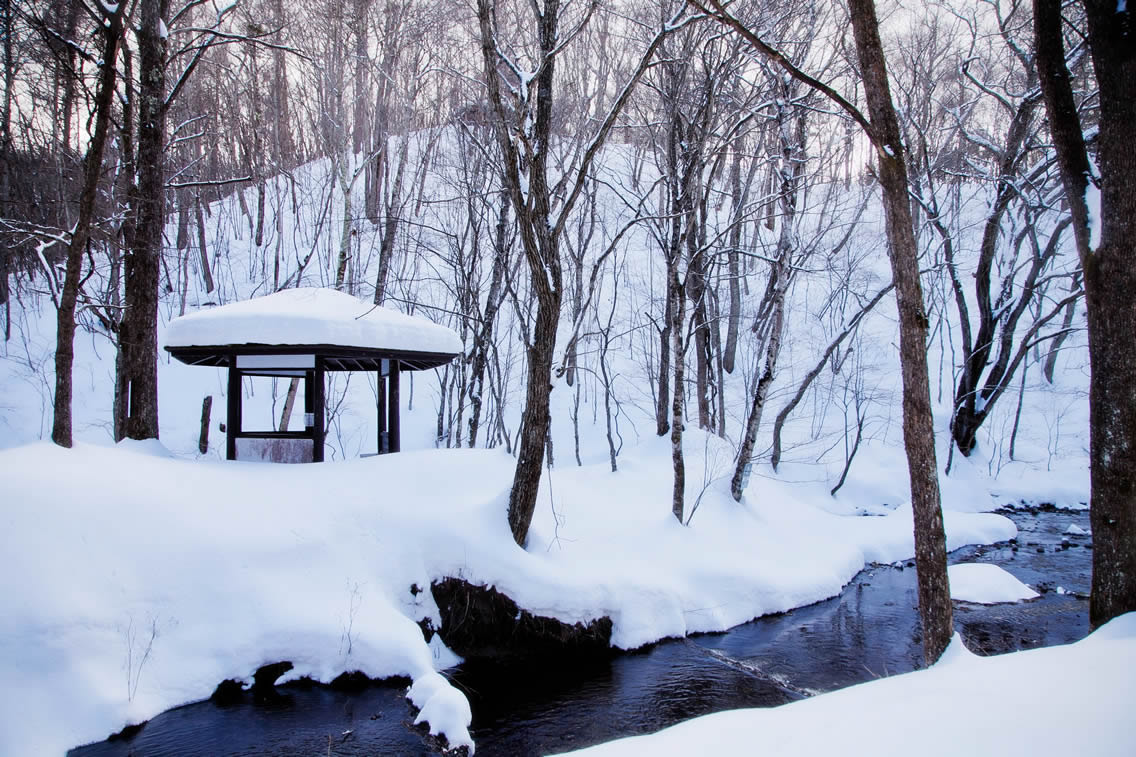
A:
[{"left": 948, "top": 563, "right": 1040, "bottom": 604}]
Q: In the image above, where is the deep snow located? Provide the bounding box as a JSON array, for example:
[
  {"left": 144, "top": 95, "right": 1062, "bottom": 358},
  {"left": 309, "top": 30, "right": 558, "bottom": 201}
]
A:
[{"left": 2, "top": 431, "right": 1018, "bottom": 755}]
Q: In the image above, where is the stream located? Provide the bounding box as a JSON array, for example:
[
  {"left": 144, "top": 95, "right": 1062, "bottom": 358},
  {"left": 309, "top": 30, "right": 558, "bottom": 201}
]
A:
[{"left": 71, "top": 508, "right": 1091, "bottom": 756}]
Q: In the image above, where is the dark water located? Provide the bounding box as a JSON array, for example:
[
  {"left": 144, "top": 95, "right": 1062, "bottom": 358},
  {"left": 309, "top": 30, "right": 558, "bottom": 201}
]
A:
[{"left": 71, "top": 510, "right": 1091, "bottom": 757}]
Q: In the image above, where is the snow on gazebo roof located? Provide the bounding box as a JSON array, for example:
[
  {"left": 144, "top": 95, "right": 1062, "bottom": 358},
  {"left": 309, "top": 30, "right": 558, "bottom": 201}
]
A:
[{"left": 165, "top": 287, "right": 462, "bottom": 371}]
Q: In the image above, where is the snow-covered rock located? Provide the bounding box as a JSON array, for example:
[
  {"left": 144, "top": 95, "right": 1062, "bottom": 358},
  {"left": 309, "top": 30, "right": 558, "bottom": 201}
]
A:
[{"left": 948, "top": 562, "right": 1039, "bottom": 604}]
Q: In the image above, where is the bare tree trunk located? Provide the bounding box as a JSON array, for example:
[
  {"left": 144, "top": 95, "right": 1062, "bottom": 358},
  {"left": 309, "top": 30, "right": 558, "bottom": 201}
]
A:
[
  {"left": 254, "top": 181, "right": 266, "bottom": 247},
  {"left": 351, "top": 0, "right": 371, "bottom": 156},
  {"left": 848, "top": 0, "right": 952, "bottom": 664},
  {"left": 730, "top": 290, "right": 784, "bottom": 501},
  {"left": 723, "top": 123, "right": 760, "bottom": 376},
  {"left": 1035, "top": 0, "right": 1136, "bottom": 629},
  {"left": 52, "top": 6, "right": 124, "bottom": 447},
  {"left": 729, "top": 92, "right": 803, "bottom": 501},
  {"left": 279, "top": 378, "right": 300, "bottom": 431},
  {"left": 669, "top": 267, "right": 686, "bottom": 523},
  {"left": 373, "top": 138, "right": 409, "bottom": 304},
  {"left": 477, "top": 0, "right": 564, "bottom": 547},
  {"left": 509, "top": 290, "right": 560, "bottom": 544},
  {"left": 468, "top": 194, "right": 511, "bottom": 448},
  {"left": 119, "top": 0, "right": 168, "bottom": 441},
  {"left": 1, "top": 0, "right": 12, "bottom": 341},
  {"left": 1042, "top": 275, "right": 1078, "bottom": 383},
  {"left": 195, "top": 195, "right": 214, "bottom": 293},
  {"left": 690, "top": 261, "right": 713, "bottom": 430},
  {"left": 947, "top": 89, "right": 1043, "bottom": 457},
  {"left": 655, "top": 291, "right": 672, "bottom": 436},
  {"left": 477, "top": 0, "right": 671, "bottom": 545},
  {"left": 335, "top": 156, "right": 353, "bottom": 290}
]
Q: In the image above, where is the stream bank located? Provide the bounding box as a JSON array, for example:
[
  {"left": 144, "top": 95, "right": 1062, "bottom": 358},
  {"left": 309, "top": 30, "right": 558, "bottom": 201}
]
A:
[{"left": 70, "top": 509, "right": 1090, "bottom": 756}]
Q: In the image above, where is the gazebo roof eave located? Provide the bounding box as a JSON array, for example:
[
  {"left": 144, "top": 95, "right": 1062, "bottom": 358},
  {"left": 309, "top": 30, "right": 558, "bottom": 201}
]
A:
[{"left": 164, "top": 343, "right": 459, "bottom": 372}]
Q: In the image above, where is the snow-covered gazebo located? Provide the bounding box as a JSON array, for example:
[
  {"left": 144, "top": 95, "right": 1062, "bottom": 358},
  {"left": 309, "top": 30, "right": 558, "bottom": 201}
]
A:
[{"left": 165, "top": 288, "right": 462, "bottom": 462}]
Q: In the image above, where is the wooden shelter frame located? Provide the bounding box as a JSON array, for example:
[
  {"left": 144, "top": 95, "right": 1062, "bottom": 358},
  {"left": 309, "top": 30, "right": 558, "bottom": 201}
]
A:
[{"left": 166, "top": 343, "right": 456, "bottom": 462}]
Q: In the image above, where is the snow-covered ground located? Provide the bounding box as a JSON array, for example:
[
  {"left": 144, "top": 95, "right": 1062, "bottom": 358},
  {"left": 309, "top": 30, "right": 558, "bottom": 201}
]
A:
[
  {"left": 556, "top": 616, "right": 1136, "bottom": 757},
  {"left": 3, "top": 430, "right": 1019, "bottom": 755}
]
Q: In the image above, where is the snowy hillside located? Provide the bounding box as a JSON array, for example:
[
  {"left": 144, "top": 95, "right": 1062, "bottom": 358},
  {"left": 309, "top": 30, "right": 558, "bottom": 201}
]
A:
[{"left": 0, "top": 132, "right": 1095, "bottom": 753}]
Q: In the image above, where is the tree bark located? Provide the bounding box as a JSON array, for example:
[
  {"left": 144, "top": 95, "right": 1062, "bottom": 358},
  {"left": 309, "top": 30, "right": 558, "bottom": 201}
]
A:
[
  {"left": 655, "top": 288, "right": 672, "bottom": 436},
  {"left": 509, "top": 286, "right": 560, "bottom": 544},
  {"left": 52, "top": 6, "right": 124, "bottom": 447},
  {"left": 848, "top": 0, "right": 953, "bottom": 664},
  {"left": 1035, "top": 0, "right": 1136, "bottom": 628},
  {"left": 195, "top": 196, "right": 214, "bottom": 293},
  {"left": 947, "top": 90, "right": 1042, "bottom": 457},
  {"left": 119, "top": 0, "right": 168, "bottom": 441},
  {"left": 669, "top": 265, "right": 686, "bottom": 523}
]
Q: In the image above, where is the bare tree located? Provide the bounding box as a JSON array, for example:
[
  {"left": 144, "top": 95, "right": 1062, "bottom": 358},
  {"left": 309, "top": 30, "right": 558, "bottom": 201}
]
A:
[
  {"left": 898, "top": 2, "right": 1082, "bottom": 459},
  {"left": 729, "top": 67, "right": 811, "bottom": 503},
  {"left": 1034, "top": 0, "right": 1136, "bottom": 628},
  {"left": 699, "top": 0, "right": 954, "bottom": 663},
  {"left": 51, "top": 1, "right": 126, "bottom": 447},
  {"left": 476, "top": 0, "right": 685, "bottom": 546}
]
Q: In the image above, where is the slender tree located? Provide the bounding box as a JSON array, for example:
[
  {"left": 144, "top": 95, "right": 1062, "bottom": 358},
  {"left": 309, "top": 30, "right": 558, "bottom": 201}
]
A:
[
  {"left": 698, "top": 0, "right": 953, "bottom": 663},
  {"left": 847, "top": 0, "right": 953, "bottom": 663},
  {"left": 51, "top": 2, "right": 125, "bottom": 447},
  {"left": 476, "top": 0, "right": 684, "bottom": 546}
]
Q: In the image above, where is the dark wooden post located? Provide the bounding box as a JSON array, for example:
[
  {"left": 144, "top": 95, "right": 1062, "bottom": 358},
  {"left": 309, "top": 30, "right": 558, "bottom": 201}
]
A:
[
  {"left": 313, "top": 362, "right": 325, "bottom": 462},
  {"left": 377, "top": 366, "right": 388, "bottom": 453},
  {"left": 303, "top": 370, "right": 314, "bottom": 426},
  {"left": 304, "top": 369, "right": 316, "bottom": 461},
  {"left": 226, "top": 362, "right": 239, "bottom": 461},
  {"left": 199, "top": 395, "right": 212, "bottom": 455},
  {"left": 388, "top": 360, "right": 400, "bottom": 453}
]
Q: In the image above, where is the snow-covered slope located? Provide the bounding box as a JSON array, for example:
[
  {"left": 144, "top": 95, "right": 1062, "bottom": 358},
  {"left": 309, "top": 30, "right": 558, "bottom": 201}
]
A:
[{"left": 1, "top": 433, "right": 1016, "bottom": 754}]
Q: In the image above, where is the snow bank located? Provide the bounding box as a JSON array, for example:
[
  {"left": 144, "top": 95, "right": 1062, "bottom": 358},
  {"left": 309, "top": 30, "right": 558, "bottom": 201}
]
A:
[
  {"left": 558, "top": 615, "right": 1136, "bottom": 756},
  {"left": 0, "top": 430, "right": 1016, "bottom": 754},
  {"left": 0, "top": 441, "right": 490, "bottom": 755},
  {"left": 164, "top": 287, "right": 463, "bottom": 355},
  {"left": 948, "top": 563, "right": 1039, "bottom": 603}
]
